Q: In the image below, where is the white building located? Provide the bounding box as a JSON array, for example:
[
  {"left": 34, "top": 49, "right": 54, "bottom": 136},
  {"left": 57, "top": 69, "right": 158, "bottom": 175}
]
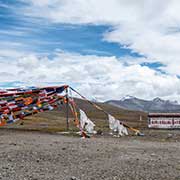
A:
[{"left": 148, "top": 113, "right": 180, "bottom": 129}]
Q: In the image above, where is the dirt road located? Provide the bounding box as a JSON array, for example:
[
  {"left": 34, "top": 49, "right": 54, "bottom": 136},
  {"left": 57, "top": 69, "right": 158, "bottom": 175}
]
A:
[{"left": 0, "top": 130, "right": 179, "bottom": 180}]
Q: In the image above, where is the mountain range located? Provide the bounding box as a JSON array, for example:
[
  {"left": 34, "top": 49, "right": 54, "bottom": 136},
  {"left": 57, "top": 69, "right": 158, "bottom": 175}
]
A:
[{"left": 106, "top": 95, "right": 180, "bottom": 112}]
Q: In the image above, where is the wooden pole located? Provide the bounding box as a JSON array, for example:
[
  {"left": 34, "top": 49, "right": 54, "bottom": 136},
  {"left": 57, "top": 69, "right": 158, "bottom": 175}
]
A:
[{"left": 66, "top": 87, "right": 69, "bottom": 131}]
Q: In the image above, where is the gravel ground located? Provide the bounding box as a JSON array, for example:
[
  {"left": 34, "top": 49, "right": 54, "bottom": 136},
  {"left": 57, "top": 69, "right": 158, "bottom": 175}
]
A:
[{"left": 0, "top": 129, "right": 180, "bottom": 180}]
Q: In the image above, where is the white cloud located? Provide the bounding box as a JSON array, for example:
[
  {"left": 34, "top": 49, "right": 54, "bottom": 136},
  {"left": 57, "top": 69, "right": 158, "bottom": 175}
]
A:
[
  {"left": 1, "top": 51, "right": 180, "bottom": 101},
  {"left": 19, "top": 0, "right": 180, "bottom": 76}
]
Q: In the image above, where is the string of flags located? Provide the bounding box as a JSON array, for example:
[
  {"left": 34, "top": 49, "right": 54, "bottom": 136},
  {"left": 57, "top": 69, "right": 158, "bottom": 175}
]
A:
[
  {"left": 0, "top": 85, "right": 143, "bottom": 137},
  {"left": 0, "top": 85, "right": 68, "bottom": 126},
  {"left": 69, "top": 87, "right": 143, "bottom": 136}
]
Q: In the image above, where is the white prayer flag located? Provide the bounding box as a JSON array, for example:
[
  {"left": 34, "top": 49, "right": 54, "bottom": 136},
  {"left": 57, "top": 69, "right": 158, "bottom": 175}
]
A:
[
  {"left": 108, "top": 114, "right": 128, "bottom": 136},
  {"left": 79, "top": 109, "right": 96, "bottom": 134}
]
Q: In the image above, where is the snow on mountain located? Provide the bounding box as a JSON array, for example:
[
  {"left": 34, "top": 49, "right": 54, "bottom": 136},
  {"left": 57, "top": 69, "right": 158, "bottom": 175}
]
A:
[{"left": 120, "top": 95, "right": 136, "bottom": 101}]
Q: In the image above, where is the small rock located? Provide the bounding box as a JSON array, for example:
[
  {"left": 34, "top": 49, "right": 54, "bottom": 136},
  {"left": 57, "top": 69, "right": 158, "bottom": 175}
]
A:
[
  {"left": 167, "top": 134, "right": 173, "bottom": 138},
  {"left": 150, "top": 153, "right": 156, "bottom": 157},
  {"left": 70, "top": 176, "right": 80, "bottom": 180}
]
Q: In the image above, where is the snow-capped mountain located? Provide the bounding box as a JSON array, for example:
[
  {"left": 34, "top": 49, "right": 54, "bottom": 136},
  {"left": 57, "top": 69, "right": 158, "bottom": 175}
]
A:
[
  {"left": 120, "top": 95, "right": 136, "bottom": 101},
  {"left": 106, "top": 96, "right": 180, "bottom": 112}
]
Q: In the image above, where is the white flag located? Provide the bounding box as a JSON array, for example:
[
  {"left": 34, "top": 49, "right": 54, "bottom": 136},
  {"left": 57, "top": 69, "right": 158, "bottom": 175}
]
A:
[
  {"left": 108, "top": 114, "right": 118, "bottom": 131},
  {"left": 108, "top": 114, "right": 128, "bottom": 136},
  {"left": 79, "top": 109, "right": 96, "bottom": 134}
]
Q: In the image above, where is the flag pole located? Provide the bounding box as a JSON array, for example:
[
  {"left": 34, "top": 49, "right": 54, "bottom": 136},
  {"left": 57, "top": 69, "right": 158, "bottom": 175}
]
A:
[{"left": 66, "top": 87, "right": 69, "bottom": 131}]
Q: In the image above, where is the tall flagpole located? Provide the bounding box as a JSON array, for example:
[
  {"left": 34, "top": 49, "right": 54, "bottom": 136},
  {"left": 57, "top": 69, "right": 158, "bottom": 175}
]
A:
[{"left": 66, "top": 87, "right": 69, "bottom": 131}]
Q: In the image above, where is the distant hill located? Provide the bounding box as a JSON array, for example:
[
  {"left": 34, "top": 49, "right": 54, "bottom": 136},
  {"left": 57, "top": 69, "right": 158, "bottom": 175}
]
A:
[
  {"left": 106, "top": 95, "right": 180, "bottom": 112},
  {"left": 1, "top": 98, "right": 148, "bottom": 132}
]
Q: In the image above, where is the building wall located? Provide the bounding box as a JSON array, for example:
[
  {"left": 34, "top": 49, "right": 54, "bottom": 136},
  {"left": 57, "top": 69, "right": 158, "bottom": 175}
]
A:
[{"left": 148, "top": 117, "right": 180, "bottom": 128}]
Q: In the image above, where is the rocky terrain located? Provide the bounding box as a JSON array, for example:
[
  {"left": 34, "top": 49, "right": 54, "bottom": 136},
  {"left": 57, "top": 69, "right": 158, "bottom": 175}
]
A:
[{"left": 0, "top": 129, "right": 180, "bottom": 180}]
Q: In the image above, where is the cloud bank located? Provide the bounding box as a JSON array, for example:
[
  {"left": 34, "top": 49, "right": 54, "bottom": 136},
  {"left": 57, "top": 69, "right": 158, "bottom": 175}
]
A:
[{"left": 1, "top": 51, "right": 180, "bottom": 101}]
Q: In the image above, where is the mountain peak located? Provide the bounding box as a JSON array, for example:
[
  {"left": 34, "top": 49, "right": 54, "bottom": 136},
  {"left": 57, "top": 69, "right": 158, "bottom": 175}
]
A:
[
  {"left": 121, "top": 95, "right": 136, "bottom": 101},
  {"left": 153, "top": 97, "right": 164, "bottom": 102}
]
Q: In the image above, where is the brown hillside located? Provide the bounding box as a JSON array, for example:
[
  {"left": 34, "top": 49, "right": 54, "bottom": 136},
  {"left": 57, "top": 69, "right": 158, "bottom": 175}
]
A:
[{"left": 1, "top": 98, "right": 148, "bottom": 132}]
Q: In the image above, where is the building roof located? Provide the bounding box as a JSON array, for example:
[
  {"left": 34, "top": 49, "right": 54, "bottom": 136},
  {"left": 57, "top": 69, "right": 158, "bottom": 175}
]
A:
[{"left": 148, "top": 113, "right": 180, "bottom": 117}]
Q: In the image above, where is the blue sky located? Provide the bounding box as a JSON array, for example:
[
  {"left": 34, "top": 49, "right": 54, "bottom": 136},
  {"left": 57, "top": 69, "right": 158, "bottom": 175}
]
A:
[
  {"left": 0, "top": 0, "right": 180, "bottom": 101},
  {"left": 0, "top": 0, "right": 142, "bottom": 58}
]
